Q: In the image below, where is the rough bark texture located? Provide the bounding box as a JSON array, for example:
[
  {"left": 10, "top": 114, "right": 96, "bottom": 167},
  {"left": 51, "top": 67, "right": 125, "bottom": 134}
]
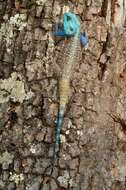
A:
[{"left": 0, "top": 0, "right": 126, "bottom": 189}]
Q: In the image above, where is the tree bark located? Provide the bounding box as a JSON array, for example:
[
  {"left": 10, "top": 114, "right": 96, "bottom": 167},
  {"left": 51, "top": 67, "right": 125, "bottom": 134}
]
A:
[{"left": 0, "top": 0, "right": 126, "bottom": 189}]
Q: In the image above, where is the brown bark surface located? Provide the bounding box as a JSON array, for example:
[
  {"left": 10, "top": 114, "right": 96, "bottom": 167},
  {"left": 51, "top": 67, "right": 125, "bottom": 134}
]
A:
[{"left": 0, "top": 0, "right": 126, "bottom": 189}]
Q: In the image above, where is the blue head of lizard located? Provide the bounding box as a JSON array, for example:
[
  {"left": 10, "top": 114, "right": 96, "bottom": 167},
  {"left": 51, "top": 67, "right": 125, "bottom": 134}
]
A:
[
  {"left": 63, "top": 12, "right": 80, "bottom": 37},
  {"left": 53, "top": 12, "right": 88, "bottom": 46}
]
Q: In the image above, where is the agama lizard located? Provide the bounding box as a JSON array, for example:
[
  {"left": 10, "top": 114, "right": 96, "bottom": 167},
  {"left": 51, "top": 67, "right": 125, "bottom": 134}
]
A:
[{"left": 53, "top": 12, "right": 88, "bottom": 160}]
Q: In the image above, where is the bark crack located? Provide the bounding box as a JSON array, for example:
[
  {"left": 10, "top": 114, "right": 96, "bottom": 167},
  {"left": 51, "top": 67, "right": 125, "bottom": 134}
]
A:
[{"left": 101, "top": 0, "right": 108, "bottom": 17}]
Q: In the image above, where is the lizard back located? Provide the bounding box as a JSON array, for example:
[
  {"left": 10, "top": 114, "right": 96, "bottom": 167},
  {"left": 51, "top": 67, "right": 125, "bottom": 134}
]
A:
[
  {"left": 61, "top": 36, "right": 81, "bottom": 80},
  {"left": 59, "top": 36, "right": 81, "bottom": 108}
]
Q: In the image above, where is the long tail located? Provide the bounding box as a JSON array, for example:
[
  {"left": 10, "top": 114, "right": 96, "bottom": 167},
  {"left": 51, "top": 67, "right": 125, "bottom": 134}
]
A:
[
  {"left": 53, "top": 107, "right": 65, "bottom": 160},
  {"left": 53, "top": 79, "right": 70, "bottom": 160}
]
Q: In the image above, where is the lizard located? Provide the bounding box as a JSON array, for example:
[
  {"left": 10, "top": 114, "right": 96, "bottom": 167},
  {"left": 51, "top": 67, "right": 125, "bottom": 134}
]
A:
[{"left": 53, "top": 12, "right": 88, "bottom": 160}]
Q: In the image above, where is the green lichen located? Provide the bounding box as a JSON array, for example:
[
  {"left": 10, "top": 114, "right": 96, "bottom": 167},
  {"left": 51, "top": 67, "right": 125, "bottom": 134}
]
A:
[
  {"left": 60, "top": 134, "right": 66, "bottom": 143},
  {"left": 0, "top": 13, "right": 27, "bottom": 52},
  {"left": 0, "top": 151, "right": 14, "bottom": 165},
  {"left": 57, "top": 171, "right": 70, "bottom": 188},
  {"left": 57, "top": 171, "right": 75, "bottom": 188},
  {"left": 9, "top": 172, "right": 24, "bottom": 185},
  {"left": 9, "top": 13, "right": 27, "bottom": 29},
  {"left": 0, "top": 72, "right": 33, "bottom": 103}
]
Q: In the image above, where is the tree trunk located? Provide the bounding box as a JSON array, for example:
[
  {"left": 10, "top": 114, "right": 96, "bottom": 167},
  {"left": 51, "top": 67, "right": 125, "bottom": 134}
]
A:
[{"left": 0, "top": 0, "right": 126, "bottom": 189}]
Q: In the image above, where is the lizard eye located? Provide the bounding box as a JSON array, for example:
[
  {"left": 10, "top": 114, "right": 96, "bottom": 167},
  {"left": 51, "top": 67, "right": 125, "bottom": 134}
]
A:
[{"left": 67, "top": 16, "right": 71, "bottom": 21}]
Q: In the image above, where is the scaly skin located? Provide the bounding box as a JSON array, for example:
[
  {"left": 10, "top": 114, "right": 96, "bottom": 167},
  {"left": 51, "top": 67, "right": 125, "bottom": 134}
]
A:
[{"left": 53, "top": 35, "right": 81, "bottom": 159}]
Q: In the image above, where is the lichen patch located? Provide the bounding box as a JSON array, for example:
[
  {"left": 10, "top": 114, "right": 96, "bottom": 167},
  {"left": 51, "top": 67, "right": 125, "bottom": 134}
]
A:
[
  {"left": 0, "top": 73, "right": 33, "bottom": 103},
  {"left": 0, "top": 151, "right": 14, "bottom": 165}
]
